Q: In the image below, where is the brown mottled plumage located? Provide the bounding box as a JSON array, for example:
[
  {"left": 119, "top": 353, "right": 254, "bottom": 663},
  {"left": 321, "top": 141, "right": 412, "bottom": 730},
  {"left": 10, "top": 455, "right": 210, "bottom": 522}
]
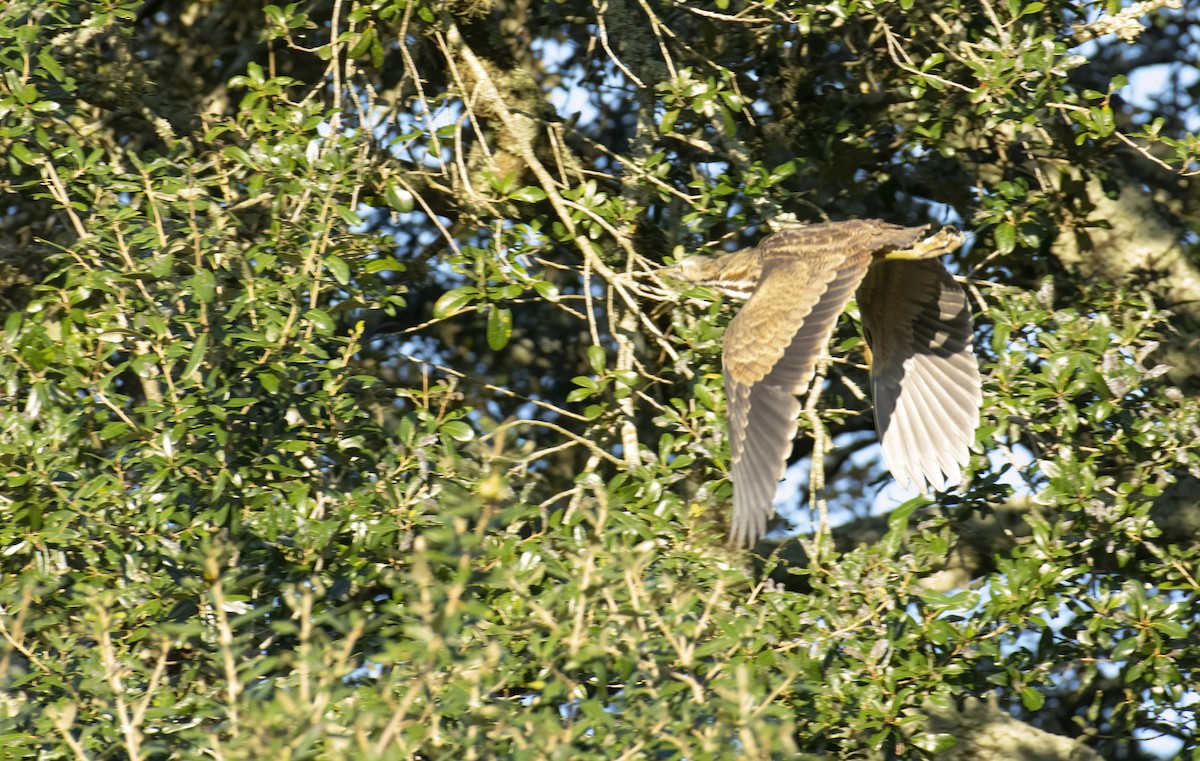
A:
[{"left": 663, "top": 220, "right": 981, "bottom": 547}]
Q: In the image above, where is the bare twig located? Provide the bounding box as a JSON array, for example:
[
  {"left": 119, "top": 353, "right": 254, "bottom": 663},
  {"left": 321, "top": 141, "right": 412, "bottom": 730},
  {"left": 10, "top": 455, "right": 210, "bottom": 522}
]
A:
[{"left": 397, "top": 351, "right": 594, "bottom": 422}]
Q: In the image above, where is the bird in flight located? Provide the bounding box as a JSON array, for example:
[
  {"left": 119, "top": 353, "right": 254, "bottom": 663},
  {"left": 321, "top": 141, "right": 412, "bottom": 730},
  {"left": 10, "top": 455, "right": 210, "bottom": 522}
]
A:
[{"left": 662, "top": 220, "right": 982, "bottom": 547}]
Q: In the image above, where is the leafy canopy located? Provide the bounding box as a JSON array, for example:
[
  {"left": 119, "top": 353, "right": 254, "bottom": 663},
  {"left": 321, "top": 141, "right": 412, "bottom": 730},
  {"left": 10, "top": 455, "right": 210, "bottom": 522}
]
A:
[{"left": 0, "top": 0, "right": 1197, "bottom": 758}]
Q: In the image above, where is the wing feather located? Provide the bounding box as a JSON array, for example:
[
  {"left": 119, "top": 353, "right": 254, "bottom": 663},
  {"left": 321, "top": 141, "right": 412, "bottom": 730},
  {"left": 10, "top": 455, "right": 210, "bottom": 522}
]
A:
[
  {"left": 859, "top": 258, "right": 982, "bottom": 491},
  {"left": 724, "top": 239, "right": 876, "bottom": 546},
  {"left": 717, "top": 221, "right": 935, "bottom": 546}
]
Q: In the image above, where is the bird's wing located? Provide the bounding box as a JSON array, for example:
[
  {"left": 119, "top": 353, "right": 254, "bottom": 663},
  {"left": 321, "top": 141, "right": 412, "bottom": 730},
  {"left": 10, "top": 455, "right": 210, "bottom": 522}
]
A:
[
  {"left": 722, "top": 245, "right": 874, "bottom": 547},
  {"left": 858, "top": 258, "right": 981, "bottom": 491}
]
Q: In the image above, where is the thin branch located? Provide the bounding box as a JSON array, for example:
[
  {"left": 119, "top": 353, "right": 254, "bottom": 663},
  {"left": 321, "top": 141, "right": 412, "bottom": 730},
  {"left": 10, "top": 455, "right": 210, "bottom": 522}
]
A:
[
  {"left": 593, "top": 0, "right": 646, "bottom": 88},
  {"left": 481, "top": 418, "right": 625, "bottom": 467},
  {"left": 396, "top": 351, "right": 594, "bottom": 422}
]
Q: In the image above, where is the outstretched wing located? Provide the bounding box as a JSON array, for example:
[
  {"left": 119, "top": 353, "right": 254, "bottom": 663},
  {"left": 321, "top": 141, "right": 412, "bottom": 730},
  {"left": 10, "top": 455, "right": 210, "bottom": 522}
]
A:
[
  {"left": 722, "top": 223, "right": 923, "bottom": 546},
  {"left": 858, "top": 258, "right": 981, "bottom": 491}
]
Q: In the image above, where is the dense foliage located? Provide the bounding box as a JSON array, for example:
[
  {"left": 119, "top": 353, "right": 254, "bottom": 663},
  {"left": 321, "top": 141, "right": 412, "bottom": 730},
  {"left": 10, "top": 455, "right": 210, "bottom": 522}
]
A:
[{"left": 1, "top": 0, "right": 1198, "bottom": 758}]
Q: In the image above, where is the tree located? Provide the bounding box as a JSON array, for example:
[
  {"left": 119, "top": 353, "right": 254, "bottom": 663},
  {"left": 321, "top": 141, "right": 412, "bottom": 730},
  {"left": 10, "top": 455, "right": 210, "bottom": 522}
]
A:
[{"left": 0, "top": 0, "right": 1197, "bottom": 758}]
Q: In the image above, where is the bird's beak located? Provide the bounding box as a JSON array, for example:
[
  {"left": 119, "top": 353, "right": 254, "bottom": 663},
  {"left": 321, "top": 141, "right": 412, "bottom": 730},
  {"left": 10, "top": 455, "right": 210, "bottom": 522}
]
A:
[
  {"left": 656, "top": 255, "right": 709, "bottom": 284},
  {"left": 655, "top": 263, "right": 681, "bottom": 279}
]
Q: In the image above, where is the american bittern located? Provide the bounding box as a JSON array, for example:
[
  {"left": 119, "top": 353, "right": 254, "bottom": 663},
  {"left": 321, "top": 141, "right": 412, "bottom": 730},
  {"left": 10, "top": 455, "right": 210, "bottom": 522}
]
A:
[{"left": 662, "top": 220, "right": 982, "bottom": 547}]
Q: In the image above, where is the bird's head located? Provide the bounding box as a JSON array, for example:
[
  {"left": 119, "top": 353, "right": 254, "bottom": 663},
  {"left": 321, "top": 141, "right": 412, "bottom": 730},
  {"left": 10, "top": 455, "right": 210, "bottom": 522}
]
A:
[{"left": 657, "top": 247, "right": 762, "bottom": 300}]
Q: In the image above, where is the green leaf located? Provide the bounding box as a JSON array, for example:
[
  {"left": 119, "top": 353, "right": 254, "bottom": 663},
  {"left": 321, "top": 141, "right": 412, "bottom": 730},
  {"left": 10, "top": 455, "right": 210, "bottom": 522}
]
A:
[
  {"left": 882, "top": 496, "right": 925, "bottom": 553},
  {"left": 1153, "top": 619, "right": 1187, "bottom": 638},
  {"left": 1112, "top": 637, "right": 1139, "bottom": 660},
  {"left": 441, "top": 420, "right": 474, "bottom": 441},
  {"left": 486, "top": 306, "right": 512, "bottom": 351},
  {"left": 10, "top": 143, "right": 37, "bottom": 166},
  {"left": 1019, "top": 687, "right": 1045, "bottom": 711},
  {"left": 326, "top": 255, "right": 351, "bottom": 285},
  {"left": 306, "top": 308, "right": 336, "bottom": 334},
  {"left": 612, "top": 370, "right": 638, "bottom": 387},
  {"left": 509, "top": 186, "right": 547, "bottom": 203},
  {"left": 566, "top": 388, "right": 592, "bottom": 403},
  {"left": 587, "top": 345, "right": 606, "bottom": 374},
  {"left": 660, "top": 109, "right": 678, "bottom": 134},
  {"left": 994, "top": 222, "right": 1016, "bottom": 255},
  {"left": 365, "top": 256, "right": 405, "bottom": 273},
  {"left": 571, "top": 376, "right": 599, "bottom": 392},
  {"left": 770, "top": 160, "right": 797, "bottom": 180},
  {"left": 385, "top": 183, "right": 415, "bottom": 213},
  {"left": 567, "top": 375, "right": 600, "bottom": 402},
  {"left": 180, "top": 334, "right": 208, "bottom": 380},
  {"left": 334, "top": 204, "right": 363, "bottom": 226},
  {"left": 348, "top": 27, "right": 377, "bottom": 59},
  {"left": 433, "top": 287, "right": 477, "bottom": 319},
  {"left": 191, "top": 270, "right": 216, "bottom": 303},
  {"left": 37, "top": 50, "right": 66, "bottom": 82}
]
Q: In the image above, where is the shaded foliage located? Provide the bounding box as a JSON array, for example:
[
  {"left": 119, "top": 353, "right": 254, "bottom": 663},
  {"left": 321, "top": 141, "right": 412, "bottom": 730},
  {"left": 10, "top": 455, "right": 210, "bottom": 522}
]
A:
[{"left": 0, "top": 0, "right": 1198, "bottom": 758}]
